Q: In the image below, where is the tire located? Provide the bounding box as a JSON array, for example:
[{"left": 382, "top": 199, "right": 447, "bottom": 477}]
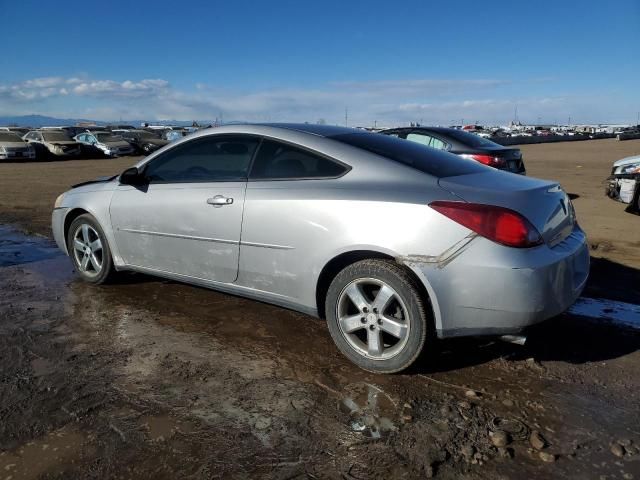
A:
[
  {"left": 325, "top": 259, "right": 430, "bottom": 373},
  {"left": 66, "top": 214, "right": 116, "bottom": 284}
]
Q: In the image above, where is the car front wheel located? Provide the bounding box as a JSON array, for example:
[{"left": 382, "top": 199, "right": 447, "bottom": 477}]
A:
[
  {"left": 67, "top": 214, "right": 115, "bottom": 284},
  {"left": 326, "top": 259, "right": 430, "bottom": 373}
]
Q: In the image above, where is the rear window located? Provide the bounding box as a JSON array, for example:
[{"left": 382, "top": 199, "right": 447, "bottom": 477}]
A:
[
  {"left": 330, "top": 132, "right": 486, "bottom": 178},
  {"left": 444, "top": 129, "right": 502, "bottom": 148}
]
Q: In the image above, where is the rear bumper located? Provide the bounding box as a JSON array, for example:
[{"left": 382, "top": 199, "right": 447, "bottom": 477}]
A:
[{"left": 407, "top": 226, "right": 589, "bottom": 338}]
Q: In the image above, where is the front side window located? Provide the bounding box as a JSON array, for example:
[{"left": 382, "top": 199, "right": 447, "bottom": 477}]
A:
[
  {"left": 250, "top": 139, "right": 348, "bottom": 180},
  {"left": 143, "top": 135, "right": 259, "bottom": 183}
]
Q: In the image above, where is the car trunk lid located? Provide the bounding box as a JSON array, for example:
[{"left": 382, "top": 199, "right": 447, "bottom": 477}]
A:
[{"left": 438, "top": 170, "right": 575, "bottom": 247}]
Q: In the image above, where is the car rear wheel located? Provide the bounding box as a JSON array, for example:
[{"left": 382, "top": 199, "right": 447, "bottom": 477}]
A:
[
  {"left": 67, "top": 214, "right": 115, "bottom": 284},
  {"left": 326, "top": 259, "right": 429, "bottom": 373}
]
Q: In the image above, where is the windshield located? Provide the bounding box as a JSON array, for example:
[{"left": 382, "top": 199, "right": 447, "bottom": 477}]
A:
[
  {"left": 331, "top": 132, "right": 487, "bottom": 178},
  {"left": 0, "top": 132, "right": 23, "bottom": 142},
  {"left": 42, "top": 132, "right": 72, "bottom": 142},
  {"left": 95, "top": 133, "right": 121, "bottom": 142},
  {"left": 445, "top": 129, "right": 503, "bottom": 148}
]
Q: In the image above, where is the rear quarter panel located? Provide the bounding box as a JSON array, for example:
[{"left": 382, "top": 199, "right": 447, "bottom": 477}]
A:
[{"left": 237, "top": 177, "right": 471, "bottom": 312}]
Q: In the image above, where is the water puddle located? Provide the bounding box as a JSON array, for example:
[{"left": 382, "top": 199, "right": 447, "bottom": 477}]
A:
[
  {"left": 339, "top": 383, "right": 400, "bottom": 439},
  {"left": 138, "top": 415, "right": 195, "bottom": 442},
  {"left": 569, "top": 297, "right": 640, "bottom": 329},
  {"left": 0, "top": 426, "right": 88, "bottom": 480},
  {"left": 0, "top": 225, "right": 59, "bottom": 267}
]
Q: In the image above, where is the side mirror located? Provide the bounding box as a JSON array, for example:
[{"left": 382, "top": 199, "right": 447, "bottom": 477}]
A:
[{"left": 120, "top": 167, "right": 148, "bottom": 186}]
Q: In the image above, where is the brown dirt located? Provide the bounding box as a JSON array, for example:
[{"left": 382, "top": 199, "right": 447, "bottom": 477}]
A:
[{"left": 0, "top": 140, "right": 639, "bottom": 479}]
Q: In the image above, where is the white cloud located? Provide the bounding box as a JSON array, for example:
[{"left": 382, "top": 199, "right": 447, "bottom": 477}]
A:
[
  {"left": 72, "top": 78, "right": 169, "bottom": 97},
  {"left": 0, "top": 75, "right": 631, "bottom": 125}
]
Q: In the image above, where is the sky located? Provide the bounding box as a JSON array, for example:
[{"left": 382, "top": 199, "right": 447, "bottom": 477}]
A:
[{"left": 1, "top": 0, "right": 639, "bottom": 126}]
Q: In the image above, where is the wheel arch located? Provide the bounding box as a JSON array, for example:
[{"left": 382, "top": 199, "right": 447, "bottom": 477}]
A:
[
  {"left": 315, "top": 250, "right": 435, "bottom": 323},
  {"left": 63, "top": 208, "right": 91, "bottom": 244}
]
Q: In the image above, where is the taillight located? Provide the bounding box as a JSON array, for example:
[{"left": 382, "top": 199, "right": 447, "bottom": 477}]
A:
[
  {"left": 460, "top": 154, "right": 507, "bottom": 168},
  {"left": 429, "top": 201, "right": 543, "bottom": 248}
]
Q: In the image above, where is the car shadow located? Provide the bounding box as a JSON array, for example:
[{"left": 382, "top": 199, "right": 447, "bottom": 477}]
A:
[
  {"left": 585, "top": 256, "right": 640, "bottom": 304},
  {"left": 412, "top": 313, "right": 640, "bottom": 375},
  {"left": 568, "top": 193, "right": 580, "bottom": 200}
]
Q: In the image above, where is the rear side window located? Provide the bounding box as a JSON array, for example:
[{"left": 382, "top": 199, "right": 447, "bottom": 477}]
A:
[
  {"left": 250, "top": 139, "right": 348, "bottom": 180},
  {"left": 331, "top": 132, "right": 486, "bottom": 178},
  {"left": 144, "top": 135, "right": 259, "bottom": 183},
  {"left": 407, "top": 132, "right": 447, "bottom": 150}
]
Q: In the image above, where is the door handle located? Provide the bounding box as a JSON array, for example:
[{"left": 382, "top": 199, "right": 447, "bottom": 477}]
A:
[{"left": 207, "top": 195, "right": 234, "bottom": 207}]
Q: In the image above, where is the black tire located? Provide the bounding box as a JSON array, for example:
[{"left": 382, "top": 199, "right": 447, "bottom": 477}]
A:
[
  {"left": 325, "top": 259, "right": 430, "bottom": 373},
  {"left": 66, "top": 214, "right": 116, "bottom": 284}
]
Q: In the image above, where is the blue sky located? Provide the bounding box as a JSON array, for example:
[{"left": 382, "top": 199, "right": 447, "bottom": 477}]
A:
[{"left": 1, "top": 0, "right": 638, "bottom": 126}]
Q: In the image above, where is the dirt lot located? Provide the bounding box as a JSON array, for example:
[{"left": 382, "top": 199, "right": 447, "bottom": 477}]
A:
[{"left": 0, "top": 139, "right": 639, "bottom": 479}]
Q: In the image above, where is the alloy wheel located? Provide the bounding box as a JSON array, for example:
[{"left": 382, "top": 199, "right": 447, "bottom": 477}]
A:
[
  {"left": 72, "top": 224, "right": 103, "bottom": 277},
  {"left": 336, "top": 278, "right": 411, "bottom": 360}
]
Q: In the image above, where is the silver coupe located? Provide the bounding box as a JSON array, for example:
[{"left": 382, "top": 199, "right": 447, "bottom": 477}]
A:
[{"left": 52, "top": 124, "right": 589, "bottom": 372}]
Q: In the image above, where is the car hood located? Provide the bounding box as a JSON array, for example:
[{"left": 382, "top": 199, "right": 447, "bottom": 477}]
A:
[
  {"left": 141, "top": 138, "right": 169, "bottom": 146},
  {"left": 0, "top": 141, "right": 30, "bottom": 148},
  {"left": 46, "top": 141, "right": 79, "bottom": 147},
  {"left": 613, "top": 154, "right": 640, "bottom": 167},
  {"left": 71, "top": 174, "right": 118, "bottom": 189},
  {"left": 103, "top": 140, "right": 131, "bottom": 148}
]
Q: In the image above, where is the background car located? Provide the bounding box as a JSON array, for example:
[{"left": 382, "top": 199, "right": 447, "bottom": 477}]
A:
[
  {"left": 117, "top": 129, "right": 169, "bottom": 155},
  {"left": 606, "top": 154, "right": 640, "bottom": 210},
  {"left": 23, "top": 130, "right": 81, "bottom": 159},
  {"left": 51, "top": 124, "right": 587, "bottom": 373},
  {"left": 0, "top": 126, "right": 31, "bottom": 137},
  {"left": 0, "top": 131, "right": 36, "bottom": 161},
  {"left": 380, "top": 126, "right": 526, "bottom": 174},
  {"left": 163, "top": 129, "right": 189, "bottom": 142},
  {"left": 73, "top": 131, "right": 134, "bottom": 157}
]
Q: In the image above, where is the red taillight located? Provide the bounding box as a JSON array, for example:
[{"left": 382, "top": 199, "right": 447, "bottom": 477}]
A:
[
  {"left": 461, "top": 154, "right": 507, "bottom": 168},
  {"left": 429, "top": 201, "right": 543, "bottom": 248}
]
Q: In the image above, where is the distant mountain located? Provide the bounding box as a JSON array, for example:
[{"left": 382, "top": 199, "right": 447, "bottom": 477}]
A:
[
  {"left": 0, "top": 114, "right": 219, "bottom": 128},
  {"left": 0, "top": 115, "right": 104, "bottom": 127}
]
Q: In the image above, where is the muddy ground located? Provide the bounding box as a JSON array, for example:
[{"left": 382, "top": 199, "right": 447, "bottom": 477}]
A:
[{"left": 0, "top": 139, "right": 639, "bottom": 479}]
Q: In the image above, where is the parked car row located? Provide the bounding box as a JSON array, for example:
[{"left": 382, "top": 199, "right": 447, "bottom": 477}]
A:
[
  {"left": 0, "top": 124, "right": 527, "bottom": 174},
  {"left": 0, "top": 125, "right": 179, "bottom": 161}
]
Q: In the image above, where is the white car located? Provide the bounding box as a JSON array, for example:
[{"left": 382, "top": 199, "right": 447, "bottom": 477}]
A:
[
  {"left": 73, "top": 131, "right": 135, "bottom": 157},
  {"left": 0, "top": 131, "right": 36, "bottom": 160},
  {"left": 606, "top": 154, "right": 640, "bottom": 209}
]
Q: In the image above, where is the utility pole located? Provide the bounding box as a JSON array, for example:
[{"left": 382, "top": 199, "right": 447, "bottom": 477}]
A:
[
  {"left": 345, "top": 107, "right": 348, "bottom": 127},
  {"left": 568, "top": 116, "right": 571, "bottom": 127}
]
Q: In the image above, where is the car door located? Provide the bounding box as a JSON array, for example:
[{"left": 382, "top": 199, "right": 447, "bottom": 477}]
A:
[
  {"left": 109, "top": 134, "right": 259, "bottom": 283},
  {"left": 237, "top": 138, "right": 350, "bottom": 301}
]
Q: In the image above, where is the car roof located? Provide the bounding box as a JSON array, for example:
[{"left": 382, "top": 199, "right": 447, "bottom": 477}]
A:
[{"left": 255, "top": 123, "right": 363, "bottom": 137}]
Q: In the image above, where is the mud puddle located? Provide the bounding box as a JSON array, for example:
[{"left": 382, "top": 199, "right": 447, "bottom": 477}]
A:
[{"left": 1, "top": 224, "right": 640, "bottom": 478}]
